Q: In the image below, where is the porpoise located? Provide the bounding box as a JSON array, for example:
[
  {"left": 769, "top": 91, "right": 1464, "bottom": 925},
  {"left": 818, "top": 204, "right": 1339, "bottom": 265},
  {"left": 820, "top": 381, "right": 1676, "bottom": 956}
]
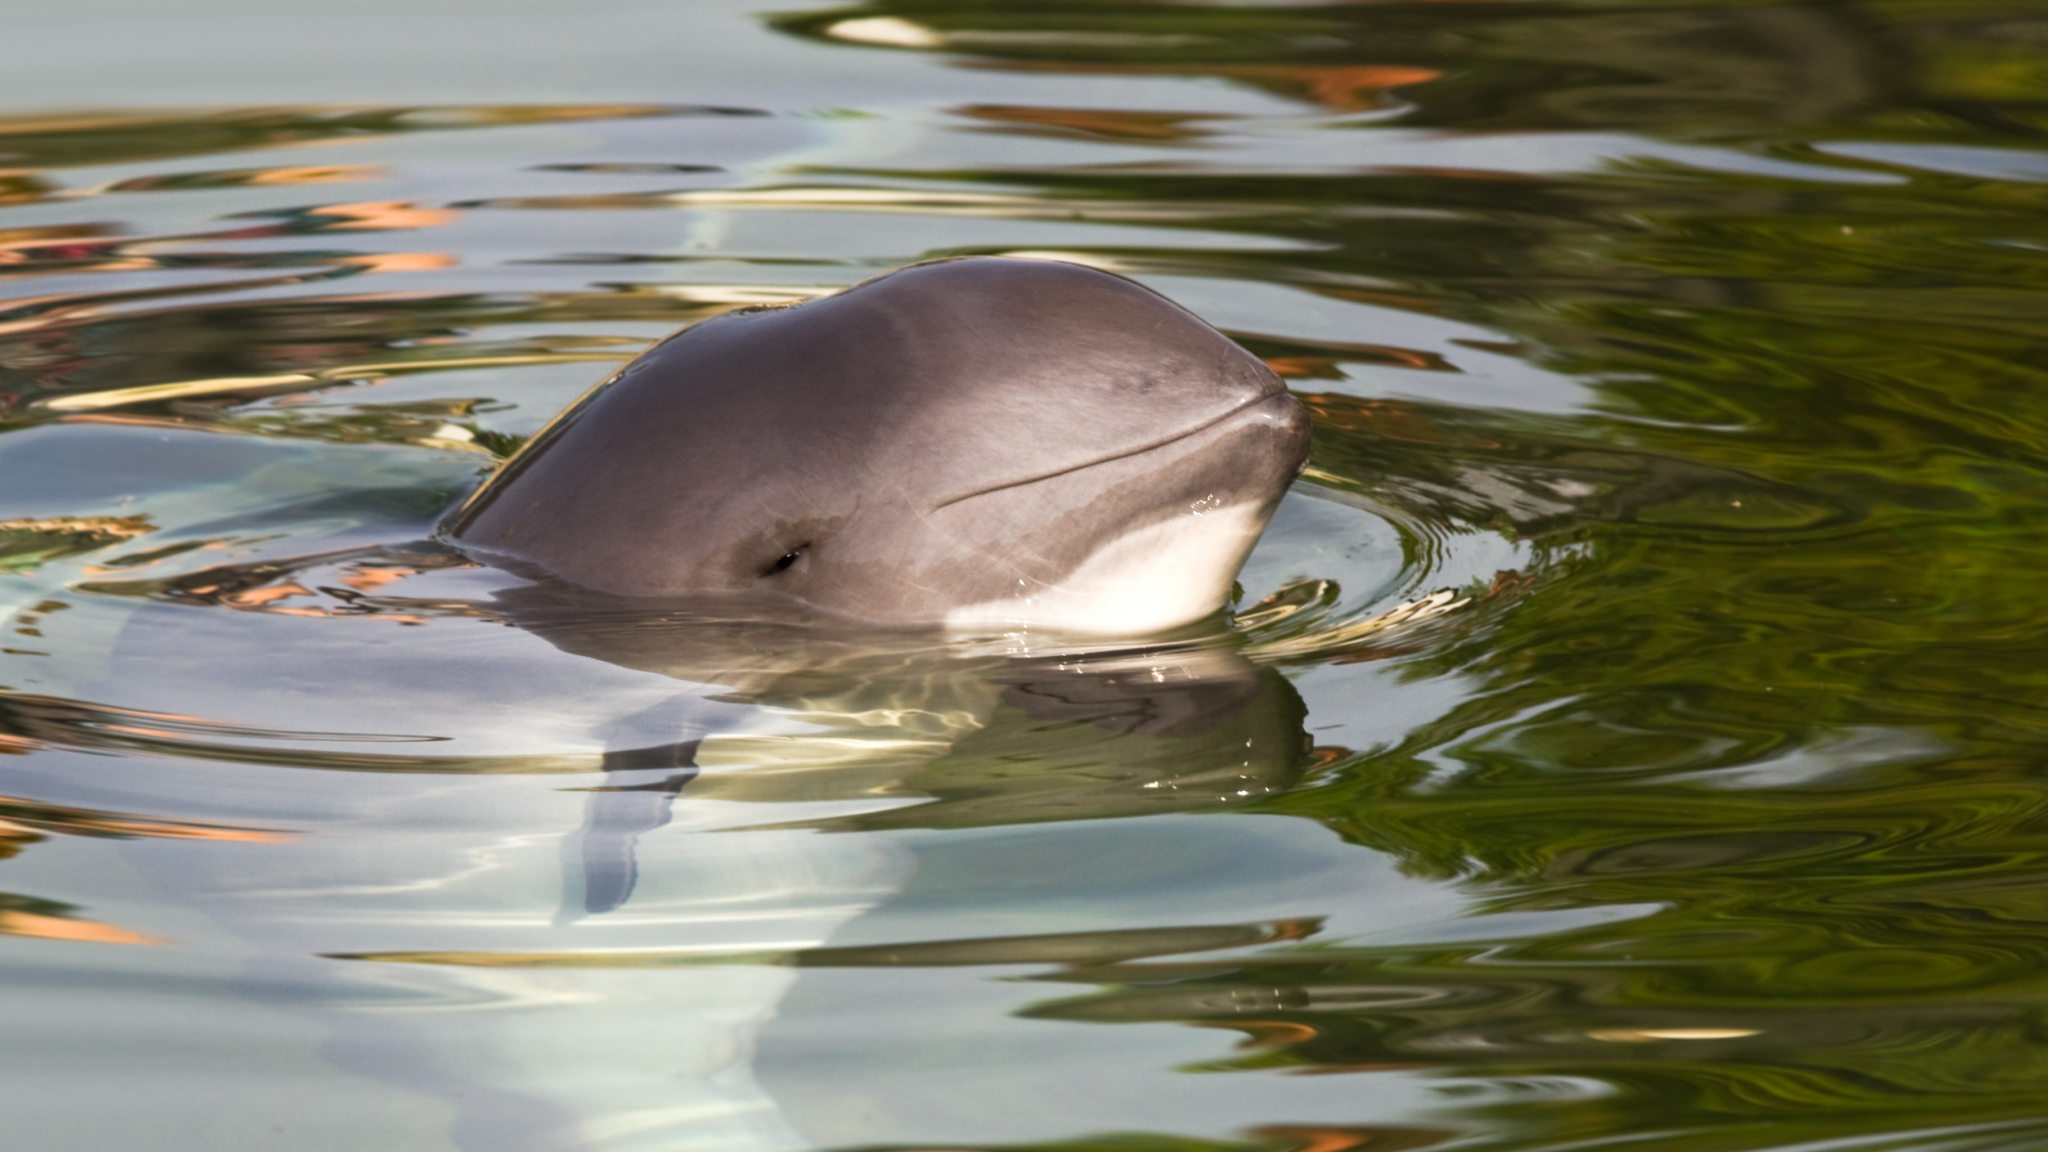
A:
[
  {"left": 444, "top": 256, "right": 1310, "bottom": 635},
  {"left": 59, "top": 260, "right": 1320, "bottom": 1147}
]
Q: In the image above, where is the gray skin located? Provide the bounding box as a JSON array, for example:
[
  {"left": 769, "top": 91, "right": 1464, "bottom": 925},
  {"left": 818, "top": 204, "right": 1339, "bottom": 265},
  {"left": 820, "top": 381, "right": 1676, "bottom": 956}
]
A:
[{"left": 444, "top": 256, "right": 1310, "bottom": 633}]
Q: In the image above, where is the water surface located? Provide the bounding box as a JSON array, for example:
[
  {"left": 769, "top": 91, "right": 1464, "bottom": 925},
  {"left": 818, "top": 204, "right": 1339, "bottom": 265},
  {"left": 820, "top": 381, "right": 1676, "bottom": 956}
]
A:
[{"left": 6, "top": 3, "right": 2048, "bottom": 1151}]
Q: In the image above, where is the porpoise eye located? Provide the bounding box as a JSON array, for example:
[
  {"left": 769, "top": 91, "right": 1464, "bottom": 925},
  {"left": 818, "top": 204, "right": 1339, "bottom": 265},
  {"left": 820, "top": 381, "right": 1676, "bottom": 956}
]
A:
[{"left": 765, "top": 547, "right": 805, "bottom": 576}]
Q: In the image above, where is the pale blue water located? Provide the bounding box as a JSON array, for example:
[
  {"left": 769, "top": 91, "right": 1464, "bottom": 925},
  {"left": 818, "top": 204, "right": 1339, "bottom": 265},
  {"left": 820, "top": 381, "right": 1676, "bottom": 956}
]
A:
[{"left": 8, "top": 4, "right": 2048, "bottom": 1152}]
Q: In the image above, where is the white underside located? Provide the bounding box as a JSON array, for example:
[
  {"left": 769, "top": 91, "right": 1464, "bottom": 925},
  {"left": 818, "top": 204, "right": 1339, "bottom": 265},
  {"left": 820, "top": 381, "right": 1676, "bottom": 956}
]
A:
[{"left": 944, "top": 500, "right": 1268, "bottom": 636}]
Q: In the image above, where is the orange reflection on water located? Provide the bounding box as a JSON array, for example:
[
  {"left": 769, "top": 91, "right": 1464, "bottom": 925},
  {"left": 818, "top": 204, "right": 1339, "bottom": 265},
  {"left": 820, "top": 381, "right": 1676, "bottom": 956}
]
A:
[
  {"left": 1263, "top": 356, "right": 1347, "bottom": 380},
  {"left": 186, "top": 575, "right": 439, "bottom": 623},
  {"left": 0, "top": 796, "right": 284, "bottom": 946},
  {"left": 338, "top": 566, "right": 414, "bottom": 593},
  {"left": 335, "top": 251, "right": 458, "bottom": 272},
  {"left": 0, "top": 906, "right": 160, "bottom": 946},
  {"left": 98, "top": 164, "right": 386, "bottom": 194},
  {"left": 208, "top": 581, "right": 316, "bottom": 609},
  {"left": 175, "top": 574, "right": 437, "bottom": 624},
  {"left": 983, "top": 63, "right": 1442, "bottom": 112},
  {"left": 308, "top": 200, "right": 457, "bottom": 232},
  {"left": 1297, "top": 394, "right": 1453, "bottom": 446},
  {"left": 0, "top": 793, "right": 285, "bottom": 846},
  {"left": 1211, "top": 65, "right": 1443, "bottom": 111}
]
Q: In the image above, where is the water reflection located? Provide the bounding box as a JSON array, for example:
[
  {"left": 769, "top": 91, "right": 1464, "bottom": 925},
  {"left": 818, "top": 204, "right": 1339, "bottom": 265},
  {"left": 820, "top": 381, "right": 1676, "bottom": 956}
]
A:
[
  {"left": 31, "top": 570, "right": 1448, "bottom": 1151},
  {"left": 0, "top": 790, "right": 277, "bottom": 944},
  {"left": 5, "top": 0, "right": 2048, "bottom": 1149}
]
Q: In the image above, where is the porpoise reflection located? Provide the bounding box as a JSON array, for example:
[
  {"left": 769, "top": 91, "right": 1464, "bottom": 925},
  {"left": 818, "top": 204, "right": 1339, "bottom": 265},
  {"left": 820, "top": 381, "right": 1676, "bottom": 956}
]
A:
[
  {"left": 482, "top": 583, "right": 1314, "bottom": 916},
  {"left": 445, "top": 256, "right": 1311, "bottom": 635}
]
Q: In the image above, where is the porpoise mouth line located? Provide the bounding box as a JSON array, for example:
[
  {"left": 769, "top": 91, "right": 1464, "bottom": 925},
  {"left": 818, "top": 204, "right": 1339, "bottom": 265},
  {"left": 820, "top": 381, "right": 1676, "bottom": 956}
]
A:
[{"left": 930, "top": 392, "right": 1291, "bottom": 513}]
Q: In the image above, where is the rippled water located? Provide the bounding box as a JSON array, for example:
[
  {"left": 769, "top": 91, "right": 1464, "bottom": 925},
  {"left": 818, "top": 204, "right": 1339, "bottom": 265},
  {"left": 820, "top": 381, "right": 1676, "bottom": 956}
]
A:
[{"left": 8, "top": 2, "right": 2048, "bottom": 1150}]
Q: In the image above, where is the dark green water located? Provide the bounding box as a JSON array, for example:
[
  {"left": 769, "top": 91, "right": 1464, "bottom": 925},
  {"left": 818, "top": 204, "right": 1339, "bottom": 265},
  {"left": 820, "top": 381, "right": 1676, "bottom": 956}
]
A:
[{"left": 6, "top": 2, "right": 2048, "bottom": 1150}]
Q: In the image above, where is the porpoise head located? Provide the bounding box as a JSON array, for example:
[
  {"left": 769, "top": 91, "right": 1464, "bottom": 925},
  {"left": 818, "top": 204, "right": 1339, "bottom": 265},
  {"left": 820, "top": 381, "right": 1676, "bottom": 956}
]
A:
[{"left": 444, "top": 256, "right": 1310, "bottom": 635}]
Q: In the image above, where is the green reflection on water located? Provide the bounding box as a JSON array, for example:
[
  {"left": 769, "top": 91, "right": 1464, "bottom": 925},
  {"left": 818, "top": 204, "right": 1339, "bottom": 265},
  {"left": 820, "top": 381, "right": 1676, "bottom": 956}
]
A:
[{"left": 4, "top": 0, "right": 2048, "bottom": 1150}]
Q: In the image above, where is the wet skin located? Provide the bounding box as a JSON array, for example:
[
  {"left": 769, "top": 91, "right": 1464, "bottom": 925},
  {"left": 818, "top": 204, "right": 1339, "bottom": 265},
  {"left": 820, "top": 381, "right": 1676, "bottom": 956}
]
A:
[{"left": 444, "top": 256, "right": 1311, "bottom": 636}]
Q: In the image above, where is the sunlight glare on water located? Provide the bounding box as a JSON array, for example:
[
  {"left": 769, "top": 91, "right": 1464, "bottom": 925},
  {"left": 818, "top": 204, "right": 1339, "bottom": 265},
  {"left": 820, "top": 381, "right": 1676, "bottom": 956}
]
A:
[{"left": 6, "top": 3, "right": 2048, "bottom": 1152}]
